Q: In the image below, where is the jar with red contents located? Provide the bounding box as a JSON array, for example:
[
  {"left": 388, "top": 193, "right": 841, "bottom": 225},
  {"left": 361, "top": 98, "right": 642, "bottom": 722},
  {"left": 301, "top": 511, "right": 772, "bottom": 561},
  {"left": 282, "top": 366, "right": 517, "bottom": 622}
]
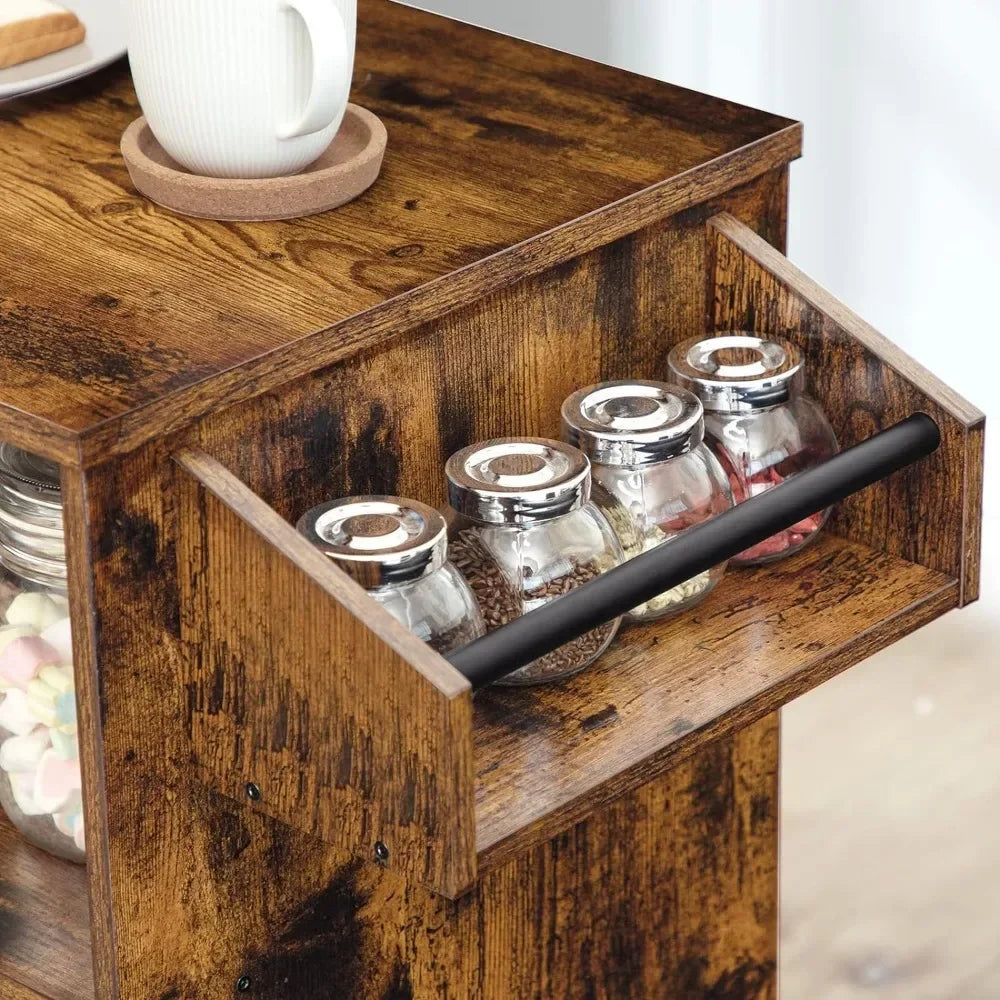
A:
[{"left": 668, "top": 334, "right": 839, "bottom": 565}]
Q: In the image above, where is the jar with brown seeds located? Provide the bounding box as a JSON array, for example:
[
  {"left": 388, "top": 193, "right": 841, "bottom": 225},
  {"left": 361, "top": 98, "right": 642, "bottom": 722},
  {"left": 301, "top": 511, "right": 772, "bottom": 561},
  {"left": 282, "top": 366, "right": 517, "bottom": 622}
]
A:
[{"left": 445, "top": 438, "right": 625, "bottom": 686}]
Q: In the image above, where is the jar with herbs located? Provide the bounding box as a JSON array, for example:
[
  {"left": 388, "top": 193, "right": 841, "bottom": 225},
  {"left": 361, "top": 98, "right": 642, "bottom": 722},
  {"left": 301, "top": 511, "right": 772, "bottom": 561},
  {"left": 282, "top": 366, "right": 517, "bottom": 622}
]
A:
[
  {"left": 444, "top": 438, "right": 625, "bottom": 685},
  {"left": 669, "top": 334, "right": 839, "bottom": 565},
  {"left": 0, "top": 443, "right": 84, "bottom": 862},
  {"left": 297, "top": 496, "right": 485, "bottom": 655},
  {"left": 562, "top": 381, "right": 734, "bottom": 621}
]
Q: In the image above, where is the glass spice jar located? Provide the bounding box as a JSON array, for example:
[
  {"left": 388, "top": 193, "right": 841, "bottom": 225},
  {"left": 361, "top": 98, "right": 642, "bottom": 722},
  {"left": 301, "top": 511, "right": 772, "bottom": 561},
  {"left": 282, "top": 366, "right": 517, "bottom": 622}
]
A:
[
  {"left": 444, "top": 438, "right": 625, "bottom": 686},
  {"left": 0, "top": 443, "right": 84, "bottom": 863},
  {"left": 297, "top": 496, "right": 485, "bottom": 655},
  {"left": 562, "top": 381, "right": 734, "bottom": 622},
  {"left": 669, "top": 334, "right": 839, "bottom": 565}
]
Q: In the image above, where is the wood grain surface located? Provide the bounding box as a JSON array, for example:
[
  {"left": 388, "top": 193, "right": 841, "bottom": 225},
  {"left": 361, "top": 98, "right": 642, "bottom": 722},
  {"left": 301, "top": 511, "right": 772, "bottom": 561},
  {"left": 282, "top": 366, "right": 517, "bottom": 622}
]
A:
[
  {"left": 472, "top": 532, "right": 956, "bottom": 871},
  {"left": 68, "top": 155, "right": 799, "bottom": 1000},
  {"left": 58, "top": 466, "right": 116, "bottom": 1000},
  {"left": 33, "top": 717, "right": 776, "bottom": 1000},
  {"left": 708, "top": 212, "right": 985, "bottom": 602},
  {"left": 174, "top": 448, "right": 476, "bottom": 898},
  {"left": 0, "top": 813, "right": 94, "bottom": 1000},
  {"left": 0, "top": 2, "right": 799, "bottom": 466},
  {"left": 195, "top": 171, "right": 790, "bottom": 522}
]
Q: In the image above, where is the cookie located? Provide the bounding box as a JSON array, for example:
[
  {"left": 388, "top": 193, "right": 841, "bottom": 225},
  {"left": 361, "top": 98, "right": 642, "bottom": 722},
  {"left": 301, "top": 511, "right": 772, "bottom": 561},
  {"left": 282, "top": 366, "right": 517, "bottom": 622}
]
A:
[{"left": 0, "top": 1, "right": 86, "bottom": 70}]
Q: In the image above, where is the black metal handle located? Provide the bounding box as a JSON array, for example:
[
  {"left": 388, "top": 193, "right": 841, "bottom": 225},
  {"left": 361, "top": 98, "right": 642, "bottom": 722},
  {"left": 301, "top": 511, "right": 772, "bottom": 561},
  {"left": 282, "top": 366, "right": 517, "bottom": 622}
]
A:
[{"left": 448, "top": 413, "right": 941, "bottom": 689}]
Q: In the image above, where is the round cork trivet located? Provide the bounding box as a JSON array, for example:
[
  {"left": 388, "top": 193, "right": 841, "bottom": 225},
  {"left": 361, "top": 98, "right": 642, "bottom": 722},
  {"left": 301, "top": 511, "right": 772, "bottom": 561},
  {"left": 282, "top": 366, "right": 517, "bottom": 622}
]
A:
[{"left": 120, "top": 104, "right": 387, "bottom": 222}]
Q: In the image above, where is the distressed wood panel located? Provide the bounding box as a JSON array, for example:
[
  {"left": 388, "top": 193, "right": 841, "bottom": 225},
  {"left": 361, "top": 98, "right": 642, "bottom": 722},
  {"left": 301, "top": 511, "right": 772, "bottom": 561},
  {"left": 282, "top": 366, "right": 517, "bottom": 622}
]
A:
[
  {"left": 0, "top": 2, "right": 799, "bottom": 465},
  {"left": 195, "top": 170, "right": 789, "bottom": 519},
  {"left": 708, "top": 212, "right": 984, "bottom": 602},
  {"left": 81, "top": 716, "right": 778, "bottom": 1000},
  {"left": 174, "top": 449, "right": 476, "bottom": 898},
  {"left": 0, "top": 814, "right": 93, "bottom": 1000},
  {"left": 473, "top": 534, "right": 956, "bottom": 871}
]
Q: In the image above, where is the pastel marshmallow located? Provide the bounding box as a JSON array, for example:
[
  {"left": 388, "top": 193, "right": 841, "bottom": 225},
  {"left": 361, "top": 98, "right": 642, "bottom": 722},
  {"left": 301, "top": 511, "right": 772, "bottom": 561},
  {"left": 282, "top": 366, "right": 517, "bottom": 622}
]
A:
[
  {"left": 0, "top": 689, "right": 39, "bottom": 737},
  {"left": 0, "top": 636, "right": 61, "bottom": 690},
  {"left": 55, "top": 689, "right": 76, "bottom": 729},
  {"left": 9, "top": 770, "right": 47, "bottom": 816},
  {"left": 40, "top": 617, "right": 73, "bottom": 664},
  {"left": 38, "top": 664, "right": 73, "bottom": 695},
  {"left": 53, "top": 792, "right": 82, "bottom": 837},
  {"left": 5, "top": 592, "right": 63, "bottom": 632},
  {"left": 0, "top": 729, "right": 50, "bottom": 773},
  {"left": 0, "top": 625, "right": 35, "bottom": 657},
  {"left": 25, "top": 679, "right": 61, "bottom": 728},
  {"left": 32, "top": 748, "right": 81, "bottom": 813},
  {"left": 50, "top": 728, "right": 78, "bottom": 760},
  {"left": 74, "top": 819, "right": 85, "bottom": 853}
]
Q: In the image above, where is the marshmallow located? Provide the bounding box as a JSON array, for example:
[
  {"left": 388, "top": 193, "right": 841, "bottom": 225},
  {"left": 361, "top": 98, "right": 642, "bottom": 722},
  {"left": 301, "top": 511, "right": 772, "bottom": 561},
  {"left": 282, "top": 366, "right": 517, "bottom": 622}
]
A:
[
  {"left": 74, "top": 818, "right": 85, "bottom": 853},
  {"left": 50, "top": 728, "right": 77, "bottom": 760},
  {"left": 0, "top": 625, "right": 35, "bottom": 657},
  {"left": 5, "top": 592, "right": 63, "bottom": 632},
  {"left": 25, "top": 680, "right": 60, "bottom": 728},
  {"left": 40, "top": 617, "right": 73, "bottom": 664},
  {"left": 32, "top": 748, "right": 81, "bottom": 813},
  {"left": 8, "top": 770, "right": 47, "bottom": 816},
  {"left": 0, "top": 729, "right": 50, "bottom": 773},
  {"left": 0, "top": 689, "right": 38, "bottom": 737},
  {"left": 53, "top": 791, "right": 82, "bottom": 837},
  {"left": 0, "top": 636, "right": 61, "bottom": 690},
  {"left": 38, "top": 664, "right": 73, "bottom": 694}
]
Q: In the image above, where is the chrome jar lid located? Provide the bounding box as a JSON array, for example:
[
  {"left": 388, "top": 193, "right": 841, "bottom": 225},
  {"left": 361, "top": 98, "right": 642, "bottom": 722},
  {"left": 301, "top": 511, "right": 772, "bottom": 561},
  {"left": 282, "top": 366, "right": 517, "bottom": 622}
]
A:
[
  {"left": 446, "top": 438, "right": 590, "bottom": 525},
  {"left": 561, "top": 381, "right": 704, "bottom": 466},
  {"left": 0, "top": 442, "right": 66, "bottom": 589},
  {"left": 668, "top": 334, "right": 804, "bottom": 412},
  {"left": 297, "top": 496, "right": 447, "bottom": 588}
]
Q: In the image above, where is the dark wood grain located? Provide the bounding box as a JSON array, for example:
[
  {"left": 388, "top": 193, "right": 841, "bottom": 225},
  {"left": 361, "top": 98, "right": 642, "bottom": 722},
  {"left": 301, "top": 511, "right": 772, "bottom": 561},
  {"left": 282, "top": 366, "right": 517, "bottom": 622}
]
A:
[
  {"left": 0, "top": 813, "right": 94, "bottom": 1000},
  {"left": 174, "top": 448, "right": 476, "bottom": 898},
  {"left": 472, "top": 533, "right": 956, "bottom": 871},
  {"left": 708, "top": 212, "right": 985, "bottom": 602},
  {"left": 194, "top": 170, "right": 790, "bottom": 520},
  {"left": 34, "top": 717, "right": 774, "bottom": 1000},
  {"left": 0, "top": 3, "right": 799, "bottom": 466},
  {"left": 0, "top": 8, "right": 983, "bottom": 993},
  {"left": 58, "top": 466, "right": 116, "bottom": 1000}
]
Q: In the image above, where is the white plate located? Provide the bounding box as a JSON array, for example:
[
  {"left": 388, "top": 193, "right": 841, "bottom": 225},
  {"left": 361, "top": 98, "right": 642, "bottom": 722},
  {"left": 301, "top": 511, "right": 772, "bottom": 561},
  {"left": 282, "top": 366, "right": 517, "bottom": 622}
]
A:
[{"left": 0, "top": 0, "right": 126, "bottom": 102}]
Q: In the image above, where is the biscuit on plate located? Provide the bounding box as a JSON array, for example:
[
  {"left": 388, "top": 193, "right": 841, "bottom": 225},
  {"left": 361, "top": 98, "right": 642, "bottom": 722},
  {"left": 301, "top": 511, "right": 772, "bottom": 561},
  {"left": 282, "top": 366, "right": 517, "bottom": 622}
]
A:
[{"left": 0, "top": 1, "right": 86, "bottom": 70}]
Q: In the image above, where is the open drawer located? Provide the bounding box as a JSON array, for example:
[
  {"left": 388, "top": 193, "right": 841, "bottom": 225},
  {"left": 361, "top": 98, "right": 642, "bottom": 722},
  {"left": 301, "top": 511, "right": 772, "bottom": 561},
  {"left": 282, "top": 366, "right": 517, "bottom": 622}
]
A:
[{"left": 173, "top": 213, "right": 983, "bottom": 901}]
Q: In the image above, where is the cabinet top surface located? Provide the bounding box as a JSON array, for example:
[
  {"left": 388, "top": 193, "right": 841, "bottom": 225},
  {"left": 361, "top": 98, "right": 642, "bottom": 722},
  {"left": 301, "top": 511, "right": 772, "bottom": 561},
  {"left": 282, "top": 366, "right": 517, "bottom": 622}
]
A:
[{"left": 0, "top": 0, "right": 799, "bottom": 463}]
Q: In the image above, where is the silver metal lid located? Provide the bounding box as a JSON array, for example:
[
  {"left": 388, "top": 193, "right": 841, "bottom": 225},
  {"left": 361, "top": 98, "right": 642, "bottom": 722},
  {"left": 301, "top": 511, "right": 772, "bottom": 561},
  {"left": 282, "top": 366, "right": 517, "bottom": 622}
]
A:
[
  {"left": 0, "top": 443, "right": 66, "bottom": 589},
  {"left": 561, "top": 381, "right": 704, "bottom": 466},
  {"left": 446, "top": 438, "right": 591, "bottom": 525},
  {"left": 297, "top": 496, "right": 447, "bottom": 588},
  {"left": 668, "top": 334, "right": 804, "bottom": 412}
]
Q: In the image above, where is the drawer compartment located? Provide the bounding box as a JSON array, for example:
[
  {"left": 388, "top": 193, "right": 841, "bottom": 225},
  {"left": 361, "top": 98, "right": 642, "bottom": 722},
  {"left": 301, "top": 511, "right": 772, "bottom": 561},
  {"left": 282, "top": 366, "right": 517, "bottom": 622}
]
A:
[{"left": 171, "top": 212, "right": 982, "bottom": 899}]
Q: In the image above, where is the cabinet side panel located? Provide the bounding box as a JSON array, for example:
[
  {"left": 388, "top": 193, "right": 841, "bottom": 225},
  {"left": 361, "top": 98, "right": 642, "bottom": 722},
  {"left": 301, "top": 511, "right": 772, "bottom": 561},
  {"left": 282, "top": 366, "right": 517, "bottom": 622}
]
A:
[
  {"left": 709, "top": 213, "right": 983, "bottom": 598},
  {"left": 90, "top": 712, "right": 777, "bottom": 999},
  {"left": 174, "top": 450, "right": 476, "bottom": 897}
]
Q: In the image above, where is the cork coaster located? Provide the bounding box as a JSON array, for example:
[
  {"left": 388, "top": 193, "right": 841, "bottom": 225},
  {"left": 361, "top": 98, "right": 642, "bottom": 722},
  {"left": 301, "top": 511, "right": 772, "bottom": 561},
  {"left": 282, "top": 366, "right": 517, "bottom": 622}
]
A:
[{"left": 120, "top": 104, "right": 387, "bottom": 222}]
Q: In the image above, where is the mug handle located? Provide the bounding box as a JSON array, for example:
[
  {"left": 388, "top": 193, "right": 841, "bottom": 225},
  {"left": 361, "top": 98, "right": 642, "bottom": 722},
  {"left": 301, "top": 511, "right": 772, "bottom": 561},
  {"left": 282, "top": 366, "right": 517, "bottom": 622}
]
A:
[{"left": 278, "top": 0, "right": 349, "bottom": 140}]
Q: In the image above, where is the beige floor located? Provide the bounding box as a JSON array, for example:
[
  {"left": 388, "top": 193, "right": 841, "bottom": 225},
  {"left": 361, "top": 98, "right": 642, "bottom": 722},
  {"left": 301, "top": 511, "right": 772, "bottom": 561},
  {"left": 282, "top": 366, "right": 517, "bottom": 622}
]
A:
[{"left": 781, "top": 514, "right": 1000, "bottom": 999}]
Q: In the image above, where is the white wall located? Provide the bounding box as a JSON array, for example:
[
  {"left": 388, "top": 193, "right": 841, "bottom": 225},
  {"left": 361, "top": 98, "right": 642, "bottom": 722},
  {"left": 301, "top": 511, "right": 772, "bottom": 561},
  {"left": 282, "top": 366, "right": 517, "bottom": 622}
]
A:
[{"left": 413, "top": 0, "right": 997, "bottom": 509}]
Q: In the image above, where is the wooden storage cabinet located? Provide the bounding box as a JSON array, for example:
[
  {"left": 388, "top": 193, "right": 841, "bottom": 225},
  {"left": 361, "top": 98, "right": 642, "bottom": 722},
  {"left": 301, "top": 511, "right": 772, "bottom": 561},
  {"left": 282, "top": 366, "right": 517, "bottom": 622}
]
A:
[{"left": 0, "top": 3, "right": 982, "bottom": 998}]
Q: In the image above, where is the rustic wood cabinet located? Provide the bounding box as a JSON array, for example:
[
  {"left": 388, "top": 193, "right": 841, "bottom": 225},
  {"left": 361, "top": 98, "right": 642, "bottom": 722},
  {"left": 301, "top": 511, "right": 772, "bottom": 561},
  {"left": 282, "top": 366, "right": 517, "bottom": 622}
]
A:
[{"left": 0, "top": 3, "right": 983, "bottom": 998}]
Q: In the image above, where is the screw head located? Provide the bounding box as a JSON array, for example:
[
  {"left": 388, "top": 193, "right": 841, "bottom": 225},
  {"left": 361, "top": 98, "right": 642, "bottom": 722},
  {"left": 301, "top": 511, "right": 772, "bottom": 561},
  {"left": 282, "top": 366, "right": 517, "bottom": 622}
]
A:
[
  {"left": 374, "top": 841, "right": 390, "bottom": 864},
  {"left": 245, "top": 783, "right": 261, "bottom": 802},
  {"left": 236, "top": 975, "right": 251, "bottom": 993}
]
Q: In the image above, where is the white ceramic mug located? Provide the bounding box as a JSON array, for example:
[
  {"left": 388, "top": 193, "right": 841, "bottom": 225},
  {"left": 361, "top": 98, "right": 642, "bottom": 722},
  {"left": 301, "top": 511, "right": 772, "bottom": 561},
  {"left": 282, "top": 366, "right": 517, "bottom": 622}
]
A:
[{"left": 125, "top": 0, "right": 357, "bottom": 179}]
